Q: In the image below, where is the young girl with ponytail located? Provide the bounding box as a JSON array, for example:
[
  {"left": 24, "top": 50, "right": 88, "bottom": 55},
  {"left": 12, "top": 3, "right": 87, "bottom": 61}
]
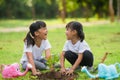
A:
[
  {"left": 60, "top": 21, "right": 94, "bottom": 75},
  {"left": 20, "top": 21, "right": 51, "bottom": 75}
]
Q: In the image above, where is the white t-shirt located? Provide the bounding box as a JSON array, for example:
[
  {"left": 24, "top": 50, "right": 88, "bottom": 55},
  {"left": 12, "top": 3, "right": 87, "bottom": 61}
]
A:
[
  {"left": 63, "top": 40, "right": 91, "bottom": 54},
  {"left": 20, "top": 39, "right": 51, "bottom": 64}
]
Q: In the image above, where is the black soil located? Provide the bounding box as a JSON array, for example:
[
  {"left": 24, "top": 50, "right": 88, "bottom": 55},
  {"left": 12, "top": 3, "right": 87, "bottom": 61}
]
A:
[{"left": 30, "top": 70, "right": 78, "bottom": 80}]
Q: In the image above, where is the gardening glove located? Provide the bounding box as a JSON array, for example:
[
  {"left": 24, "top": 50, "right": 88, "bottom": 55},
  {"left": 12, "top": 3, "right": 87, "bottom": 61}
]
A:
[{"left": 66, "top": 69, "right": 74, "bottom": 76}]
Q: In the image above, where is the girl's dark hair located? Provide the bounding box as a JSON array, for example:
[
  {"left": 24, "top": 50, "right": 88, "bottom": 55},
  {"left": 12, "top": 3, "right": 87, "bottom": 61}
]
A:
[
  {"left": 66, "top": 21, "right": 85, "bottom": 42},
  {"left": 24, "top": 21, "right": 46, "bottom": 47}
]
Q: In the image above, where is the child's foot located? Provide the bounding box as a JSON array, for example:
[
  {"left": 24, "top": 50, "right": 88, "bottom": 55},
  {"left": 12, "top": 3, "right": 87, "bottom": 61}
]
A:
[
  {"left": 54, "top": 64, "right": 61, "bottom": 68},
  {"left": 87, "top": 66, "right": 93, "bottom": 72},
  {"left": 65, "top": 66, "right": 81, "bottom": 71},
  {"left": 75, "top": 66, "right": 81, "bottom": 70},
  {"left": 65, "top": 67, "right": 70, "bottom": 71},
  {"left": 45, "top": 66, "right": 50, "bottom": 70}
]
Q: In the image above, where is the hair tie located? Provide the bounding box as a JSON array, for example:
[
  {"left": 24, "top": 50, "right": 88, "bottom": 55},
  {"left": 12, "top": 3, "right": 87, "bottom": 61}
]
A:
[{"left": 30, "top": 32, "right": 34, "bottom": 39}]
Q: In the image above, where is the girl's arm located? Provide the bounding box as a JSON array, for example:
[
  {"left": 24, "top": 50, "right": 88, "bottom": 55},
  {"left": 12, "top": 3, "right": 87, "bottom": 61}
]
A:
[
  {"left": 71, "top": 53, "right": 83, "bottom": 70},
  {"left": 45, "top": 48, "right": 51, "bottom": 60},
  {"left": 26, "top": 52, "right": 40, "bottom": 75},
  {"left": 60, "top": 51, "right": 65, "bottom": 69},
  {"left": 66, "top": 53, "right": 83, "bottom": 75},
  {"left": 60, "top": 51, "right": 66, "bottom": 74}
]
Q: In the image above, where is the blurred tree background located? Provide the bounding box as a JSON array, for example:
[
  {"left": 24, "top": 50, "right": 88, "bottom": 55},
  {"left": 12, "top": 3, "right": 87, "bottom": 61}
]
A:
[{"left": 0, "top": 0, "right": 119, "bottom": 22}]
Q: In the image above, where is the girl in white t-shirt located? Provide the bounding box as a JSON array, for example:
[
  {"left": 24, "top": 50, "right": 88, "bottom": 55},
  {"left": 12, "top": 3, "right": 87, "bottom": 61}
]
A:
[
  {"left": 20, "top": 21, "right": 51, "bottom": 75},
  {"left": 60, "top": 21, "right": 94, "bottom": 75}
]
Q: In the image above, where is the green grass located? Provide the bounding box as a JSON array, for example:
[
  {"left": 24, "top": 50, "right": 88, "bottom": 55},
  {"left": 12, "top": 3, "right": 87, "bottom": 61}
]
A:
[
  {"left": 0, "top": 19, "right": 31, "bottom": 28},
  {"left": 0, "top": 21, "right": 120, "bottom": 80},
  {"left": 0, "top": 18, "right": 106, "bottom": 28}
]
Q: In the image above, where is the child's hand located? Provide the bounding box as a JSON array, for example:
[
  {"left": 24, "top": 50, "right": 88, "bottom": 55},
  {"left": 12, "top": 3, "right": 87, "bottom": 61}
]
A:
[
  {"left": 60, "top": 68, "right": 66, "bottom": 75},
  {"left": 33, "top": 71, "right": 41, "bottom": 76},
  {"left": 66, "top": 69, "right": 74, "bottom": 76}
]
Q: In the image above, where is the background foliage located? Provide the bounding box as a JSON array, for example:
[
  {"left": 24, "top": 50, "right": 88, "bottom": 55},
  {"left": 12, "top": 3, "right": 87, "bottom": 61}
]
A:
[{"left": 0, "top": 0, "right": 118, "bottom": 19}]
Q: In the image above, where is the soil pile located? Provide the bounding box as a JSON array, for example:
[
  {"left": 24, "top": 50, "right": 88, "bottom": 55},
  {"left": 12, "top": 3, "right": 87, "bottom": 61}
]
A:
[{"left": 30, "top": 70, "right": 79, "bottom": 80}]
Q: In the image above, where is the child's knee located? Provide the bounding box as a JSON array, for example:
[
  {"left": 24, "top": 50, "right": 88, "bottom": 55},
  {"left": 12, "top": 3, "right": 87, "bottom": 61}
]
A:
[
  {"left": 64, "top": 51, "right": 72, "bottom": 56},
  {"left": 22, "top": 63, "right": 27, "bottom": 70}
]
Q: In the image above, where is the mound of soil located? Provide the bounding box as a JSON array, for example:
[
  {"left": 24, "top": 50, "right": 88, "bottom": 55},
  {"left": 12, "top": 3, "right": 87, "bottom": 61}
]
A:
[{"left": 30, "top": 70, "right": 78, "bottom": 80}]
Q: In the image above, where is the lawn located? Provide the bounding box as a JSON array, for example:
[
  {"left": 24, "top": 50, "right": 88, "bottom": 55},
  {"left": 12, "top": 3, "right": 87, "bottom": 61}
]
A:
[
  {"left": 0, "top": 20, "right": 120, "bottom": 80},
  {"left": 0, "top": 18, "right": 105, "bottom": 28}
]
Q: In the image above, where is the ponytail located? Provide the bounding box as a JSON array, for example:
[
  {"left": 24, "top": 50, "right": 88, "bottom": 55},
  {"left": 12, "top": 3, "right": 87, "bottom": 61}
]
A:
[
  {"left": 24, "top": 31, "right": 35, "bottom": 47},
  {"left": 78, "top": 30, "right": 85, "bottom": 42},
  {"left": 23, "top": 20, "right": 46, "bottom": 47}
]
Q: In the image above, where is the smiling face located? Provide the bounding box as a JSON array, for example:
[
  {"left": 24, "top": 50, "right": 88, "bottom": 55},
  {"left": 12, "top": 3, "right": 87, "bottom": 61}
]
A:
[
  {"left": 65, "top": 28, "right": 76, "bottom": 40},
  {"left": 35, "top": 27, "right": 48, "bottom": 40}
]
